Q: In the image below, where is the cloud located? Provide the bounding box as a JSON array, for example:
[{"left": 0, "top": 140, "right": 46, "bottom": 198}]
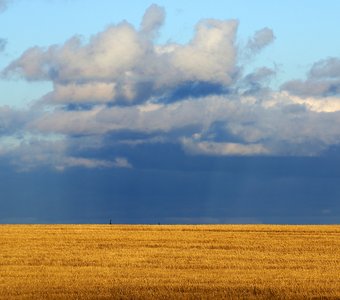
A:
[
  {"left": 282, "top": 79, "right": 340, "bottom": 98},
  {"left": 246, "top": 27, "right": 275, "bottom": 54},
  {"left": 3, "top": 26, "right": 144, "bottom": 84},
  {"left": 6, "top": 138, "right": 69, "bottom": 171},
  {"left": 288, "top": 94, "right": 340, "bottom": 113},
  {"left": 55, "top": 156, "right": 121, "bottom": 171},
  {"left": 309, "top": 57, "right": 340, "bottom": 79},
  {"left": 3, "top": 5, "right": 239, "bottom": 105},
  {"left": 0, "top": 38, "right": 6, "bottom": 52},
  {"left": 3, "top": 4, "right": 340, "bottom": 171},
  {"left": 0, "top": 0, "right": 9, "bottom": 49},
  {"left": 0, "top": 105, "right": 35, "bottom": 135},
  {"left": 140, "top": 4, "right": 165, "bottom": 39},
  {"left": 3, "top": 134, "right": 133, "bottom": 171},
  {"left": 181, "top": 138, "right": 269, "bottom": 156},
  {"left": 282, "top": 57, "right": 340, "bottom": 97},
  {"left": 169, "top": 19, "right": 238, "bottom": 85},
  {"left": 42, "top": 82, "right": 116, "bottom": 105},
  {"left": 238, "top": 67, "right": 276, "bottom": 95},
  {"left": 113, "top": 157, "right": 133, "bottom": 168},
  {"left": 0, "top": 0, "right": 8, "bottom": 12},
  {"left": 25, "top": 93, "right": 340, "bottom": 157},
  {"left": 243, "top": 67, "right": 275, "bottom": 83}
]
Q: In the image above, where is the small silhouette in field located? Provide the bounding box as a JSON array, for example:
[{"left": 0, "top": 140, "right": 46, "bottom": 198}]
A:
[{"left": 109, "top": 219, "right": 112, "bottom": 225}]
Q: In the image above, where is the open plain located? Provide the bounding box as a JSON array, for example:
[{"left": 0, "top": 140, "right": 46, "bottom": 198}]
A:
[{"left": 0, "top": 225, "right": 339, "bottom": 299}]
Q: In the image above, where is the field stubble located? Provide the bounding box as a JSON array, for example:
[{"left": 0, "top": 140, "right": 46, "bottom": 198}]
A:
[{"left": 0, "top": 225, "right": 339, "bottom": 299}]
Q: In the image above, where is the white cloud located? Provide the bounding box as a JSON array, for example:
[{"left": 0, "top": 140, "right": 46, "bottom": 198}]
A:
[
  {"left": 288, "top": 93, "right": 340, "bottom": 113},
  {"left": 2, "top": 133, "right": 132, "bottom": 171},
  {"left": 3, "top": 85, "right": 340, "bottom": 168},
  {"left": 2, "top": 5, "right": 340, "bottom": 170},
  {"left": 8, "top": 138, "right": 68, "bottom": 171},
  {"left": 3, "top": 6, "right": 239, "bottom": 105},
  {"left": 25, "top": 92, "right": 340, "bottom": 157},
  {"left": 181, "top": 138, "right": 269, "bottom": 156},
  {"left": 43, "top": 82, "right": 116, "bottom": 104},
  {"left": 29, "top": 96, "right": 237, "bottom": 135},
  {"left": 113, "top": 157, "right": 133, "bottom": 169},
  {"left": 55, "top": 157, "right": 116, "bottom": 171},
  {"left": 170, "top": 19, "right": 238, "bottom": 85},
  {"left": 4, "top": 24, "right": 144, "bottom": 83},
  {"left": 140, "top": 4, "right": 165, "bottom": 39}
]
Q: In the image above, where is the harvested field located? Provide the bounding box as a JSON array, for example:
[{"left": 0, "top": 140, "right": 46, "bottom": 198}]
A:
[{"left": 0, "top": 225, "right": 339, "bottom": 299}]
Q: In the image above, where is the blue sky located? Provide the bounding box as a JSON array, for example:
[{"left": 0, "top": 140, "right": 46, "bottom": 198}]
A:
[{"left": 1, "top": 1, "right": 340, "bottom": 223}]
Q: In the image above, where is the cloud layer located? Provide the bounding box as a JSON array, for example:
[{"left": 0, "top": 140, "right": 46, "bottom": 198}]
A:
[{"left": 2, "top": 4, "right": 340, "bottom": 171}]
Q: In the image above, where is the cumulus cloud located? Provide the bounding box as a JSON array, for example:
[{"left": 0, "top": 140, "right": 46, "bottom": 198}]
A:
[
  {"left": 309, "top": 57, "right": 340, "bottom": 79},
  {"left": 169, "top": 19, "right": 238, "bottom": 85},
  {"left": 2, "top": 134, "right": 133, "bottom": 171},
  {"left": 24, "top": 93, "right": 340, "bottom": 157},
  {"left": 285, "top": 93, "right": 340, "bottom": 113},
  {"left": 140, "top": 3, "right": 165, "bottom": 39},
  {"left": 282, "top": 57, "right": 340, "bottom": 97},
  {"left": 29, "top": 96, "right": 237, "bottom": 136},
  {"left": 3, "top": 26, "right": 143, "bottom": 84},
  {"left": 42, "top": 82, "right": 116, "bottom": 105},
  {"left": 2, "top": 4, "right": 340, "bottom": 171},
  {"left": 3, "top": 5, "right": 239, "bottom": 105},
  {"left": 238, "top": 67, "right": 275, "bottom": 95},
  {"left": 246, "top": 27, "right": 275, "bottom": 54},
  {"left": 0, "top": 105, "right": 35, "bottom": 135}
]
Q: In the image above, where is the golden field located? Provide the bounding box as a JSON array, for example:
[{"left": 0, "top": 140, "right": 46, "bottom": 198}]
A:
[{"left": 0, "top": 225, "right": 339, "bottom": 299}]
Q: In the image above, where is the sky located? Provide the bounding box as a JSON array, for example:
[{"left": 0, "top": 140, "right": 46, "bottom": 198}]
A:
[{"left": 0, "top": 0, "right": 340, "bottom": 224}]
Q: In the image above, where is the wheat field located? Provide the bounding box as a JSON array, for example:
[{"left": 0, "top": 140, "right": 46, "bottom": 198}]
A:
[{"left": 0, "top": 225, "right": 339, "bottom": 299}]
